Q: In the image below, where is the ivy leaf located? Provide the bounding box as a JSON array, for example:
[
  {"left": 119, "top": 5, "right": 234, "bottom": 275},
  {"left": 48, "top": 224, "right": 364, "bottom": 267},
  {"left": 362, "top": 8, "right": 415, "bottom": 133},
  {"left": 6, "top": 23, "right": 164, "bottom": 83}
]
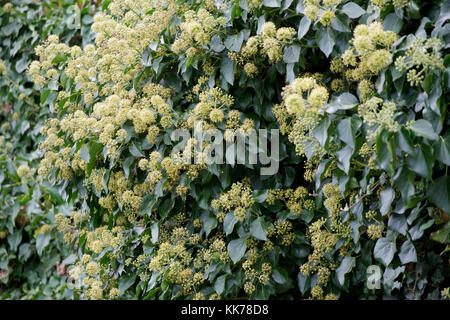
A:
[
  {"left": 409, "top": 119, "right": 439, "bottom": 141},
  {"left": 297, "top": 272, "right": 310, "bottom": 294},
  {"left": 7, "top": 231, "right": 22, "bottom": 252},
  {"left": 250, "top": 217, "right": 268, "bottom": 241},
  {"left": 129, "top": 143, "right": 144, "bottom": 157},
  {"left": 227, "top": 237, "right": 247, "bottom": 264},
  {"left": 214, "top": 275, "right": 227, "bottom": 295},
  {"left": 263, "top": 0, "right": 281, "bottom": 7},
  {"left": 283, "top": 44, "right": 301, "bottom": 64},
  {"left": 221, "top": 56, "right": 235, "bottom": 85},
  {"left": 325, "top": 92, "right": 358, "bottom": 113},
  {"left": 86, "top": 140, "right": 104, "bottom": 175},
  {"left": 202, "top": 212, "right": 218, "bottom": 236},
  {"left": 36, "top": 233, "right": 51, "bottom": 256},
  {"left": 436, "top": 136, "right": 450, "bottom": 166},
  {"left": 15, "top": 56, "right": 29, "bottom": 73},
  {"left": 336, "top": 256, "right": 355, "bottom": 286},
  {"left": 388, "top": 213, "right": 408, "bottom": 236},
  {"left": 337, "top": 118, "right": 358, "bottom": 149},
  {"left": 312, "top": 117, "right": 330, "bottom": 147},
  {"left": 341, "top": 2, "right": 365, "bottom": 19},
  {"left": 210, "top": 35, "right": 225, "bottom": 52},
  {"left": 224, "top": 32, "right": 244, "bottom": 52},
  {"left": 374, "top": 237, "right": 396, "bottom": 267},
  {"left": 297, "top": 16, "right": 311, "bottom": 40},
  {"left": 398, "top": 241, "right": 417, "bottom": 264},
  {"left": 119, "top": 274, "right": 136, "bottom": 295},
  {"left": 396, "top": 128, "right": 415, "bottom": 155},
  {"left": 159, "top": 197, "right": 174, "bottom": 219},
  {"left": 427, "top": 176, "right": 450, "bottom": 214},
  {"left": 379, "top": 187, "right": 395, "bottom": 216},
  {"left": 151, "top": 222, "right": 159, "bottom": 244},
  {"left": 253, "top": 189, "right": 268, "bottom": 203},
  {"left": 406, "top": 145, "right": 434, "bottom": 179},
  {"left": 316, "top": 28, "right": 335, "bottom": 57},
  {"left": 383, "top": 13, "right": 403, "bottom": 33},
  {"left": 224, "top": 212, "right": 238, "bottom": 235},
  {"left": 336, "top": 145, "right": 353, "bottom": 174},
  {"left": 272, "top": 267, "right": 289, "bottom": 285}
]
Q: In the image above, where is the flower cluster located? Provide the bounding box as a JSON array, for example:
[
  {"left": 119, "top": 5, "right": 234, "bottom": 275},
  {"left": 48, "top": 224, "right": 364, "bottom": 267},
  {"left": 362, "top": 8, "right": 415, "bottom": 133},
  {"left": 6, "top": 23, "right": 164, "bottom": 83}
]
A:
[
  {"left": 358, "top": 97, "right": 399, "bottom": 142},
  {"left": 303, "top": 0, "right": 344, "bottom": 26},
  {"left": 232, "top": 21, "right": 296, "bottom": 76},
  {"left": 370, "top": 0, "right": 410, "bottom": 9},
  {"left": 211, "top": 180, "right": 255, "bottom": 222},
  {"left": 172, "top": 8, "right": 226, "bottom": 55},
  {"left": 273, "top": 76, "right": 329, "bottom": 158},
  {"left": 395, "top": 37, "right": 445, "bottom": 86},
  {"left": 148, "top": 226, "right": 229, "bottom": 298},
  {"left": 266, "top": 187, "right": 314, "bottom": 216},
  {"left": 331, "top": 22, "right": 398, "bottom": 83}
]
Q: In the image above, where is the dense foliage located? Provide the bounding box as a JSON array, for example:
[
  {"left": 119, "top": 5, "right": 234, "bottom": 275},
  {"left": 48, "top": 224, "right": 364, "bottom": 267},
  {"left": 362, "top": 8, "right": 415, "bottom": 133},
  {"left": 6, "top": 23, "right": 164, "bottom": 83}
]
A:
[
  {"left": 1, "top": 0, "right": 449, "bottom": 300},
  {"left": 0, "top": 0, "right": 96, "bottom": 299}
]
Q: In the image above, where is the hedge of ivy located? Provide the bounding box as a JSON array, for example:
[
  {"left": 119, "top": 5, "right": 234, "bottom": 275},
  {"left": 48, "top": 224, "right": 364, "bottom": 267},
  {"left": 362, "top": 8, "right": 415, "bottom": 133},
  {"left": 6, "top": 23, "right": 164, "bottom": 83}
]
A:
[
  {"left": 1, "top": 0, "right": 449, "bottom": 300},
  {"left": 0, "top": 0, "right": 97, "bottom": 299}
]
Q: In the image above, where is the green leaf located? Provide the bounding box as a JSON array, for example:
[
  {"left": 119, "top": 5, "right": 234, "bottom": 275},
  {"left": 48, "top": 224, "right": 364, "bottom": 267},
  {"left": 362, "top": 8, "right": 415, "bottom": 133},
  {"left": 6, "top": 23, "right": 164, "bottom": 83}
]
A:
[
  {"left": 210, "top": 35, "right": 225, "bottom": 52},
  {"left": 337, "top": 118, "right": 357, "bottom": 149},
  {"left": 336, "top": 145, "right": 353, "bottom": 174},
  {"left": 409, "top": 119, "right": 439, "bottom": 141},
  {"left": 227, "top": 237, "right": 247, "bottom": 264},
  {"left": 263, "top": 0, "right": 281, "bottom": 7},
  {"left": 436, "top": 136, "right": 450, "bottom": 166},
  {"left": 428, "top": 176, "right": 450, "bottom": 214},
  {"left": 388, "top": 213, "right": 407, "bottom": 235},
  {"left": 396, "top": 128, "right": 415, "bottom": 155},
  {"left": 15, "top": 56, "right": 29, "bottom": 73},
  {"left": 383, "top": 13, "right": 403, "bottom": 33},
  {"left": 159, "top": 197, "right": 174, "bottom": 219},
  {"left": 250, "top": 217, "right": 268, "bottom": 241},
  {"left": 297, "top": 16, "right": 311, "bottom": 40},
  {"left": 398, "top": 241, "right": 417, "bottom": 264},
  {"left": 312, "top": 117, "right": 330, "bottom": 147},
  {"left": 202, "top": 212, "right": 218, "bottom": 236},
  {"left": 221, "top": 56, "right": 235, "bottom": 85},
  {"left": 151, "top": 222, "right": 159, "bottom": 244},
  {"left": 316, "top": 28, "right": 335, "bottom": 57},
  {"left": 36, "top": 233, "right": 51, "bottom": 256},
  {"left": 224, "top": 32, "right": 244, "bottom": 52},
  {"left": 379, "top": 187, "right": 395, "bottom": 216},
  {"left": 214, "top": 274, "right": 227, "bottom": 295},
  {"left": 283, "top": 44, "right": 301, "bottom": 64},
  {"left": 86, "top": 140, "right": 104, "bottom": 175},
  {"left": 374, "top": 237, "right": 396, "bottom": 267},
  {"left": 129, "top": 143, "right": 144, "bottom": 157},
  {"left": 406, "top": 145, "right": 434, "bottom": 179},
  {"left": 376, "top": 131, "right": 394, "bottom": 175},
  {"left": 341, "top": 2, "right": 365, "bottom": 19},
  {"left": 253, "top": 189, "right": 268, "bottom": 203},
  {"left": 119, "top": 274, "right": 136, "bottom": 295},
  {"left": 325, "top": 92, "right": 358, "bottom": 113},
  {"left": 430, "top": 222, "right": 450, "bottom": 244},
  {"left": 272, "top": 267, "right": 289, "bottom": 285},
  {"left": 336, "top": 256, "right": 355, "bottom": 286},
  {"left": 7, "top": 231, "right": 22, "bottom": 252},
  {"left": 297, "top": 272, "right": 310, "bottom": 294},
  {"left": 394, "top": 167, "right": 416, "bottom": 208},
  {"left": 224, "top": 212, "right": 238, "bottom": 235}
]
